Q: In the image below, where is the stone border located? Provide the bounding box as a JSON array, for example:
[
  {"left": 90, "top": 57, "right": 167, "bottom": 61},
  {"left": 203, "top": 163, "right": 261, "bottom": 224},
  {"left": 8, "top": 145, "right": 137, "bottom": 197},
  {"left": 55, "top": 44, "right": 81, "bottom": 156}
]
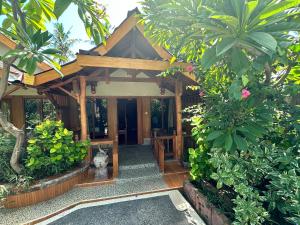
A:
[
  {"left": 4, "top": 166, "right": 89, "bottom": 208},
  {"left": 183, "top": 180, "right": 231, "bottom": 225}
]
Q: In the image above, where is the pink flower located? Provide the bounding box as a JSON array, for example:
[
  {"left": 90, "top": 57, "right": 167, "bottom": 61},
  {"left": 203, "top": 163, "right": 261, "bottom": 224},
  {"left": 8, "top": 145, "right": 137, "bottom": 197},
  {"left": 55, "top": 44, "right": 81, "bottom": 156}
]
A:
[
  {"left": 199, "top": 90, "right": 205, "bottom": 97},
  {"left": 186, "top": 65, "right": 194, "bottom": 73},
  {"left": 242, "top": 89, "right": 251, "bottom": 99}
]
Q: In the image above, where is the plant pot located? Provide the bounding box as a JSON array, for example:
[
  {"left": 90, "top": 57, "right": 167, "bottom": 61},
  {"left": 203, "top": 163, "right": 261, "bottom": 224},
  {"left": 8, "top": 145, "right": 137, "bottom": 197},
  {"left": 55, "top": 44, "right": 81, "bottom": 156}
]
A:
[{"left": 183, "top": 180, "right": 231, "bottom": 225}]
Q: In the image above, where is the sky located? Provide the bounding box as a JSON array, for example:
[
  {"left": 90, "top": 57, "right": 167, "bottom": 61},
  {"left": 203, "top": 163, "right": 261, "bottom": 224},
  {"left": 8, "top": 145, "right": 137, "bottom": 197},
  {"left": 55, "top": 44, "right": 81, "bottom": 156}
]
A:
[{"left": 49, "top": 0, "right": 141, "bottom": 53}]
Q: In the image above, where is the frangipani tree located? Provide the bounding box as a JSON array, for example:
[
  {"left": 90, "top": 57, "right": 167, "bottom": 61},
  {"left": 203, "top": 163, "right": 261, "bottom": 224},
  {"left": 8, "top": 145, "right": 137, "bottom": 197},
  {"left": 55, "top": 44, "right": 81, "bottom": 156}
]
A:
[
  {"left": 142, "top": 0, "right": 300, "bottom": 84},
  {"left": 0, "top": 0, "right": 109, "bottom": 173},
  {"left": 142, "top": 0, "right": 300, "bottom": 224}
]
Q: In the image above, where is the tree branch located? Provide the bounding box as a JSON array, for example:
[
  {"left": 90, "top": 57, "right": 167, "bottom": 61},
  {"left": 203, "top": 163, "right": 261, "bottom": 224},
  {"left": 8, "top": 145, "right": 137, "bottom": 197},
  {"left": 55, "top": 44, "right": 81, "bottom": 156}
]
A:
[
  {"left": 264, "top": 63, "right": 272, "bottom": 85},
  {"left": 273, "top": 65, "right": 293, "bottom": 87}
]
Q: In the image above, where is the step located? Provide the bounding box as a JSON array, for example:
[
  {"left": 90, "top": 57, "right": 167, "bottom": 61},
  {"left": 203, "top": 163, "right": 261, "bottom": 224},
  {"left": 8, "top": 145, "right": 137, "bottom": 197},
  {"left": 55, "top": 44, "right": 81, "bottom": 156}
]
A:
[
  {"left": 119, "top": 162, "right": 157, "bottom": 171},
  {"left": 118, "top": 165, "right": 161, "bottom": 181}
]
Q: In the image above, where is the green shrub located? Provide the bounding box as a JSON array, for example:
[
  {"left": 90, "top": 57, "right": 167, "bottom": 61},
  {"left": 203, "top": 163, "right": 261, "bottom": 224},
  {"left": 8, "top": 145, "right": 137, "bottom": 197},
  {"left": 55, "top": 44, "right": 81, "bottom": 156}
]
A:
[
  {"left": 25, "top": 120, "right": 89, "bottom": 179},
  {"left": 0, "top": 129, "right": 16, "bottom": 182}
]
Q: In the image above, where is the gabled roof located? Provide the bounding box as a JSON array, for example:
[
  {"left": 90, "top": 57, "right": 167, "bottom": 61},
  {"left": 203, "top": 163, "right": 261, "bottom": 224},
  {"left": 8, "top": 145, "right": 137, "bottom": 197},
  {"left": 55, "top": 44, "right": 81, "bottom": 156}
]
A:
[{"left": 33, "top": 9, "right": 196, "bottom": 86}]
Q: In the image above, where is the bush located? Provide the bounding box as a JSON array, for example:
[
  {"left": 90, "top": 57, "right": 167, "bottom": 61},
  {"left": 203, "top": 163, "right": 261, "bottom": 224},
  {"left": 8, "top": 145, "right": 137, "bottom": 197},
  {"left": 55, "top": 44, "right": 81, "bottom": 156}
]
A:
[
  {"left": 0, "top": 129, "right": 16, "bottom": 182},
  {"left": 25, "top": 120, "right": 89, "bottom": 179}
]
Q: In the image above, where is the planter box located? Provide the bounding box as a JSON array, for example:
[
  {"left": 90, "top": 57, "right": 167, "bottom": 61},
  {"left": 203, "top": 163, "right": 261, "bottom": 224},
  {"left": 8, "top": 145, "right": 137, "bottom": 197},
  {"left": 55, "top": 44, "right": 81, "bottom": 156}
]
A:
[
  {"left": 3, "top": 166, "right": 88, "bottom": 208},
  {"left": 183, "top": 180, "right": 231, "bottom": 225}
]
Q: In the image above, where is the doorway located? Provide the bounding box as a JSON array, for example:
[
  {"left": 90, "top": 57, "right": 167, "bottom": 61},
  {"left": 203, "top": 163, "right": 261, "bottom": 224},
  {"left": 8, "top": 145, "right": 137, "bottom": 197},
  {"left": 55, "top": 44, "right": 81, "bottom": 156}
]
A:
[{"left": 117, "top": 99, "right": 137, "bottom": 145}]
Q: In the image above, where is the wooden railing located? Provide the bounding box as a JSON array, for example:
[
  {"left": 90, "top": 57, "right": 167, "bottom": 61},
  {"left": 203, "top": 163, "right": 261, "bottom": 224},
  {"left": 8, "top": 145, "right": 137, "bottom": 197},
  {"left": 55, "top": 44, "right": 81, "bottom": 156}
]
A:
[{"left": 153, "top": 135, "right": 176, "bottom": 173}]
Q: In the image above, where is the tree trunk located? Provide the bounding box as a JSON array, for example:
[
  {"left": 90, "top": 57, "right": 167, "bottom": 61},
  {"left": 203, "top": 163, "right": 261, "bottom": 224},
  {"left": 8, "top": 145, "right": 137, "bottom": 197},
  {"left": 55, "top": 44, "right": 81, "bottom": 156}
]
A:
[
  {"left": 0, "top": 112, "right": 24, "bottom": 173},
  {"left": 0, "top": 60, "right": 25, "bottom": 174}
]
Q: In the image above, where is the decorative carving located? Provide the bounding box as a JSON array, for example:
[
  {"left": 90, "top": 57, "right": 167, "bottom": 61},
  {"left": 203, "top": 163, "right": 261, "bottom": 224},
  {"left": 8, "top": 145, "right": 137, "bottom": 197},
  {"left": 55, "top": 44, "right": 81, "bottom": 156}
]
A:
[{"left": 93, "top": 147, "right": 108, "bottom": 179}]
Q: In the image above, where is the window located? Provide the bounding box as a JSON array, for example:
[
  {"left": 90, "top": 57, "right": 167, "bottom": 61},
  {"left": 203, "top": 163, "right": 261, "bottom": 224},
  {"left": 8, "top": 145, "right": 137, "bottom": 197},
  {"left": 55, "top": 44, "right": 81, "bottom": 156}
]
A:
[
  {"left": 87, "top": 98, "right": 108, "bottom": 139},
  {"left": 24, "top": 98, "right": 56, "bottom": 130},
  {"left": 151, "top": 98, "right": 175, "bottom": 135}
]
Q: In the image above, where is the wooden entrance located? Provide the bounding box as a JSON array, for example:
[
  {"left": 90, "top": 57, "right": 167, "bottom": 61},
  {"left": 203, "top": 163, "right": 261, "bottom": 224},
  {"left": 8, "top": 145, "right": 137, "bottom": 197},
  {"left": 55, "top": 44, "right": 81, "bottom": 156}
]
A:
[{"left": 117, "top": 99, "right": 138, "bottom": 145}]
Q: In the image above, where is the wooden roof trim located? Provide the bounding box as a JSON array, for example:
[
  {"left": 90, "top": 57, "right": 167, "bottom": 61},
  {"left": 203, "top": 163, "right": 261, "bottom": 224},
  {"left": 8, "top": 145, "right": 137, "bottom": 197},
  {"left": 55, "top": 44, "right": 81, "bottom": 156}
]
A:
[
  {"left": 77, "top": 55, "right": 192, "bottom": 72},
  {"left": 135, "top": 24, "right": 172, "bottom": 61},
  {"left": 0, "top": 34, "right": 51, "bottom": 71},
  {"left": 34, "top": 61, "right": 82, "bottom": 86},
  {"left": 94, "top": 14, "right": 137, "bottom": 55},
  {"left": 93, "top": 13, "right": 172, "bottom": 61}
]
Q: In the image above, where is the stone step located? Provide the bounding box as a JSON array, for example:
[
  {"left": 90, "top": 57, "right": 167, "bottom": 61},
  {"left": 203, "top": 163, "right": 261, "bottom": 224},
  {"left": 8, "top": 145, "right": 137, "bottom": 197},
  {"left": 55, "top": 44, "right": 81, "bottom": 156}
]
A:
[
  {"left": 118, "top": 165, "right": 161, "bottom": 181},
  {"left": 118, "top": 162, "right": 157, "bottom": 171}
]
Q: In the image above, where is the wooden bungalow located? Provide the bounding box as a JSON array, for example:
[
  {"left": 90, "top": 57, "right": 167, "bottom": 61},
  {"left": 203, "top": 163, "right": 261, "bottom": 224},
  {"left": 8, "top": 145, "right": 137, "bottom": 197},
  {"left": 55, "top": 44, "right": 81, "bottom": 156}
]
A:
[{"left": 4, "top": 9, "right": 199, "bottom": 178}]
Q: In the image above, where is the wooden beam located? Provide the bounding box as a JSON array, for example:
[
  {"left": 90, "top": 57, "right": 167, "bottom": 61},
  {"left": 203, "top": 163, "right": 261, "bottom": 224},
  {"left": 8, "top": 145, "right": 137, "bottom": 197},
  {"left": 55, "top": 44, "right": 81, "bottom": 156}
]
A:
[
  {"left": 41, "top": 77, "right": 77, "bottom": 92},
  {"left": 34, "top": 61, "right": 82, "bottom": 86},
  {"left": 3, "top": 86, "right": 21, "bottom": 98},
  {"left": 77, "top": 55, "right": 191, "bottom": 72},
  {"left": 94, "top": 15, "right": 138, "bottom": 55},
  {"left": 88, "top": 77, "right": 160, "bottom": 83},
  {"left": 58, "top": 87, "right": 79, "bottom": 103},
  {"left": 175, "top": 79, "right": 183, "bottom": 160}
]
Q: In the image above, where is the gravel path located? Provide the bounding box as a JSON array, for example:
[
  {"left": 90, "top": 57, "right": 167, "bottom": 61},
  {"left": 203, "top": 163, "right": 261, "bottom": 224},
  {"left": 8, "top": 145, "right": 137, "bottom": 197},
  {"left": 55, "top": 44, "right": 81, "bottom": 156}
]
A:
[{"left": 0, "top": 145, "right": 167, "bottom": 225}]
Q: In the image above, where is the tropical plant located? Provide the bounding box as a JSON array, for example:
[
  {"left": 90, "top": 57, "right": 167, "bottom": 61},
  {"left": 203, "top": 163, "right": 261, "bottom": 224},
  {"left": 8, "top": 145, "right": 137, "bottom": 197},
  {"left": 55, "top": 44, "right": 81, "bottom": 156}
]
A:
[
  {"left": 25, "top": 120, "right": 89, "bottom": 179},
  {"left": 0, "top": 0, "right": 109, "bottom": 174},
  {"left": 0, "top": 129, "right": 16, "bottom": 182},
  {"left": 51, "top": 22, "right": 78, "bottom": 64},
  {"left": 141, "top": 0, "right": 300, "bottom": 224}
]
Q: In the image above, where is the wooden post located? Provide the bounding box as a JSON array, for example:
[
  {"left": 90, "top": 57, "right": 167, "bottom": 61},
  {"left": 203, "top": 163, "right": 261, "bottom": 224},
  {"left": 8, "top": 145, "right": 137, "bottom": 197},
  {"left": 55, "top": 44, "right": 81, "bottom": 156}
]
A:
[
  {"left": 79, "top": 76, "right": 87, "bottom": 141},
  {"left": 108, "top": 98, "right": 119, "bottom": 178},
  {"left": 175, "top": 79, "right": 183, "bottom": 160}
]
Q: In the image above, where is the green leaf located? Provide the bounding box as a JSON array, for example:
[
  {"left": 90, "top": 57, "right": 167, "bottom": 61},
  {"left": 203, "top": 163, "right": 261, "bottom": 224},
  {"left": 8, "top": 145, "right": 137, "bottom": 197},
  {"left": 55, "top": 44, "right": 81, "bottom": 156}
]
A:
[
  {"left": 41, "top": 48, "right": 61, "bottom": 55},
  {"left": 54, "top": 0, "right": 72, "bottom": 18},
  {"left": 231, "top": 48, "right": 250, "bottom": 75},
  {"left": 244, "top": 0, "right": 258, "bottom": 23},
  {"left": 242, "top": 75, "right": 249, "bottom": 86},
  {"left": 201, "top": 46, "right": 218, "bottom": 70},
  {"left": 248, "top": 32, "right": 277, "bottom": 53},
  {"left": 216, "top": 38, "right": 236, "bottom": 56},
  {"left": 210, "top": 15, "right": 239, "bottom": 29},
  {"left": 229, "top": 80, "right": 242, "bottom": 100},
  {"left": 233, "top": 133, "right": 248, "bottom": 150},
  {"left": 259, "top": 0, "right": 300, "bottom": 20},
  {"left": 224, "top": 133, "right": 233, "bottom": 151},
  {"left": 207, "top": 131, "right": 224, "bottom": 141}
]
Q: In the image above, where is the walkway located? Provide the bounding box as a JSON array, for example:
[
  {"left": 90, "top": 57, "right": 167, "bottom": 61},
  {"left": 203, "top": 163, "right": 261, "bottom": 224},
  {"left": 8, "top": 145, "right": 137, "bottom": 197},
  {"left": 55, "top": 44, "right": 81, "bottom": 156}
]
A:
[{"left": 0, "top": 145, "right": 168, "bottom": 225}]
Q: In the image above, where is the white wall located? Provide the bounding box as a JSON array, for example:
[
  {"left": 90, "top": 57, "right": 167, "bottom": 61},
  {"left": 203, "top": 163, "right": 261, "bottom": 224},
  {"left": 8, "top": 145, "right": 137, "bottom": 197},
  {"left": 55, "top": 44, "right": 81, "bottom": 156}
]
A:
[{"left": 86, "top": 69, "right": 174, "bottom": 97}]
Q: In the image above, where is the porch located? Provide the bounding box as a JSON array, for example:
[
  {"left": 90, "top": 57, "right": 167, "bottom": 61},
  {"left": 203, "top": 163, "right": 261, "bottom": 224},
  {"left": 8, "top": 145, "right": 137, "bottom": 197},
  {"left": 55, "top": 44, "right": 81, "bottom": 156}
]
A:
[{"left": 32, "top": 11, "right": 198, "bottom": 181}]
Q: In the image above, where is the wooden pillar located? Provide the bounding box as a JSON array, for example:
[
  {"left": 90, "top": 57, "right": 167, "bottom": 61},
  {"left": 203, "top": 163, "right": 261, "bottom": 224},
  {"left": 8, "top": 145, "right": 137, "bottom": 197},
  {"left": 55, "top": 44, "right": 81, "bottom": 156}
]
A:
[
  {"left": 79, "top": 76, "right": 88, "bottom": 141},
  {"left": 142, "top": 97, "right": 151, "bottom": 143},
  {"left": 11, "top": 96, "right": 25, "bottom": 129},
  {"left": 107, "top": 98, "right": 118, "bottom": 178},
  {"left": 175, "top": 79, "right": 183, "bottom": 160}
]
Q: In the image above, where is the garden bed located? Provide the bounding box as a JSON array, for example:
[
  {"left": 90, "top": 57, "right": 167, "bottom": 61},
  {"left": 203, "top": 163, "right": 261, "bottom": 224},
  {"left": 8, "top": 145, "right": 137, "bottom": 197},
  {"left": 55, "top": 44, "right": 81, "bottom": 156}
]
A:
[
  {"left": 183, "top": 180, "right": 232, "bottom": 225},
  {"left": 3, "top": 165, "right": 89, "bottom": 208}
]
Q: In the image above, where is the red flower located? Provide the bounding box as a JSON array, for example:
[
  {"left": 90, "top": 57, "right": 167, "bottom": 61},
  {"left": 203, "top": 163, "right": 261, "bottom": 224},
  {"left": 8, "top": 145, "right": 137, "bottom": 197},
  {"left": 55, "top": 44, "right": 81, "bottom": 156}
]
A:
[
  {"left": 242, "top": 89, "right": 251, "bottom": 99},
  {"left": 186, "top": 65, "right": 194, "bottom": 73}
]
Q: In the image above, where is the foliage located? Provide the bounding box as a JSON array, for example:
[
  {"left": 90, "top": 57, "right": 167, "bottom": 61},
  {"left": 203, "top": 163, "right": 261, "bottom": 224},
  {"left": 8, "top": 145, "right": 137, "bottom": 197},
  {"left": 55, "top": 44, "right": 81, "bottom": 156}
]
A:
[
  {"left": 142, "top": 0, "right": 300, "bottom": 224},
  {"left": 0, "top": 129, "right": 16, "bottom": 182},
  {"left": 25, "top": 120, "right": 89, "bottom": 179},
  {"left": 51, "top": 23, "right": 79, "bottom": 64},
  {"left": 0, "top": 0, "right": 109, "bottom": 75}
]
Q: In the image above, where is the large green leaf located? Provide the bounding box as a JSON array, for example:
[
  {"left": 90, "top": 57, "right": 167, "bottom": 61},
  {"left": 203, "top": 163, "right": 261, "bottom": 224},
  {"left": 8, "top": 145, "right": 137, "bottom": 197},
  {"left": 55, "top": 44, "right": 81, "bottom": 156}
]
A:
[
  {"left": 216, "top": 38, "right": 236, "bottom": 56},
  {"left": 233, "top": 133, "right": 248, "bottom": 150},
  {"left": 54, "top": 0, "right": 73, "bottom": 18},
  {"left": 201, "top": 46, "right": 218, "bottom": 70},
  {"left": 244, "top": 0, "right": 258, "bottom": 23},
  {"left": 207, "top": 131, "right": 224, "bottom": 141},
  {"left": 224, "top": 133, "right": 233, "bottom": 151},
  {"left": 248, "top": 32, "right": 277, "bottom": 53},
  {"left": 210, "top": 15, "right": 239, "bottom": 29},
  {"left": 259, "top": 0, "right": 300, "bottom": 20},
  {"left": 231, "top": 48, "right": 250, "bottom": 75}
]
